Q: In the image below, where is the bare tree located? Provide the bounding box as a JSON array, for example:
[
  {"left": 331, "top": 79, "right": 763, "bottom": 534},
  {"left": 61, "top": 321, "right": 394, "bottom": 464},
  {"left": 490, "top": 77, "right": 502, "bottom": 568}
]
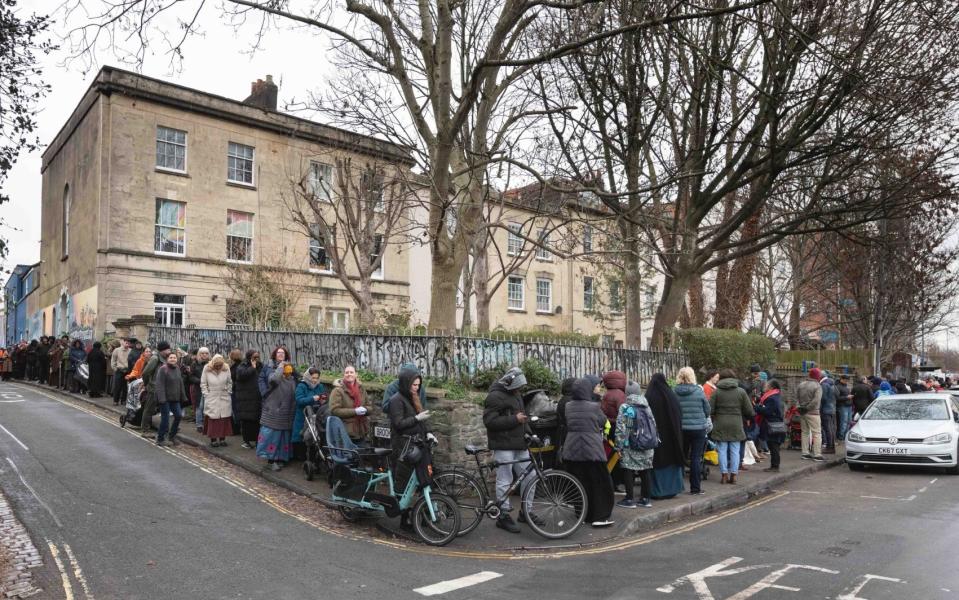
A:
[
  {"left": 221, "top": 251, "right": 308, "bottom": 330},
  {"left": 283, "top": 156, "right": 416, "bottom": 326}
]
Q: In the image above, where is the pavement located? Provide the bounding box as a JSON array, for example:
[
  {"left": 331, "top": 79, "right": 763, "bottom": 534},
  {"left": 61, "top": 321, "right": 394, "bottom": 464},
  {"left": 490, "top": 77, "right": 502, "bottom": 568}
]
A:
[
  {"left": 9, "top": 379, "right": 846, "bottom": 552},
  {"left": 2, "top": 379, "right": 957, "bottom": 599}
]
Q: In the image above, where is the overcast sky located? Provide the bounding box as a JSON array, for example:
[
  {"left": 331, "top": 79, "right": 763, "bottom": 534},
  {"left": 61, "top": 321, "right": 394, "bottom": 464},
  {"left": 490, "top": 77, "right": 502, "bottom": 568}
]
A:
[{"left": 1, "top": 0, "right": 335, "bottom": 277}]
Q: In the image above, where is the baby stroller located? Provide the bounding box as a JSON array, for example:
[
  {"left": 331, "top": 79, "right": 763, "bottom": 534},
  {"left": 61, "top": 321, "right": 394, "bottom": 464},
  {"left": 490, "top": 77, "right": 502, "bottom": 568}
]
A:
[
  {"left": 785, "top": 405, "right": 803, "bottom": 450},
  {"left": 302, "top": 403, "right": 332, "bottom": 481},
  {"left": 701, "top": 438, "right": 718, "bottom": 480},
  {"left": 119, "top": 378, "right": 144, "bottom": 428}
]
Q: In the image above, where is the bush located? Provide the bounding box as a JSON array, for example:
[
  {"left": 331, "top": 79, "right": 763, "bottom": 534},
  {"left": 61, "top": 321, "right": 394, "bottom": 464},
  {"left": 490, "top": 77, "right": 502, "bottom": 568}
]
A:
[
  {"left": 676, "top": 328, "right": 775, "bottom": 378},
  {"left": 469, "top": 361, "right": 512, "bottom": 391},
  {"left": 518, "top": 357, "right": 561, "bottom": 396}
]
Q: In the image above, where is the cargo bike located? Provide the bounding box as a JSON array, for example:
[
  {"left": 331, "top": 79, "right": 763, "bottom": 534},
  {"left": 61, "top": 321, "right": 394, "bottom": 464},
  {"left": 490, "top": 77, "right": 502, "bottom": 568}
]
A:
[{"left": 325, "top": 416, "right": 461, "bottom": 546}]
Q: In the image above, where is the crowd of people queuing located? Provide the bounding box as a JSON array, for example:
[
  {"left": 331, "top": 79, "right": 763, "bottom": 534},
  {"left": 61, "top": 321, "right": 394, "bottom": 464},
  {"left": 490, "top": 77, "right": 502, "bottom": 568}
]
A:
[{"left": 2, "top": 335, "right": 953, "bottom": 536}]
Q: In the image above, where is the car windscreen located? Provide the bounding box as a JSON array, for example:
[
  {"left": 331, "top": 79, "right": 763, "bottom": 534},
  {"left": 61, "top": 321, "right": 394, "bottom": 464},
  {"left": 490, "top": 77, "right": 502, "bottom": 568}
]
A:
[{"left": 863, "top": 398, "right": 950, "bottom": 420}]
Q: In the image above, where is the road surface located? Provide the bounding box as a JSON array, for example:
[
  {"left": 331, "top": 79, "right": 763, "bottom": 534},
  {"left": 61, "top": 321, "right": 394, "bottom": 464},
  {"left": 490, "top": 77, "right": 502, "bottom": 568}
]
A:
[{"left": 1, "top": 381, "right": 957, "bottom": 599}]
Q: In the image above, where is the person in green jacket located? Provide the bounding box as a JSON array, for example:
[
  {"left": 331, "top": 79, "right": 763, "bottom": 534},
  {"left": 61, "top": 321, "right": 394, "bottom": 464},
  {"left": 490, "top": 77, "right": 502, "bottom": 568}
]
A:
[
  {"left": 710, "top": 369, "right": 755, "bottom": 485},
  {"left": 139, "top": 340, "right": 171, "bottom": 437}
]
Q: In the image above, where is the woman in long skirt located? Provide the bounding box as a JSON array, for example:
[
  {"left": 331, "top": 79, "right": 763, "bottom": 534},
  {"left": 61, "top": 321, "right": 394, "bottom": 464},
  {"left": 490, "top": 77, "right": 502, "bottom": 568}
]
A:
[
  {"left": 200, "top": 354, "right": 234, "bottom": 447},
  {"left": 257, "top": 362, "right": 297, "bottom": 470},
  {"left": 644, "top": 373, "right": 686, "bottom": 498}
]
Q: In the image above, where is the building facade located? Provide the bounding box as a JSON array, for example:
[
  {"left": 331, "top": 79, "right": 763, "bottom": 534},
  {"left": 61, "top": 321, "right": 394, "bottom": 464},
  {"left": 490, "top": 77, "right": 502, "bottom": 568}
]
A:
[
  {"left": 37, "top": 67, "right": 415, "bottom": 341},
  {"left": 2, "top": 263, "right": 40, "bottom": 344}
]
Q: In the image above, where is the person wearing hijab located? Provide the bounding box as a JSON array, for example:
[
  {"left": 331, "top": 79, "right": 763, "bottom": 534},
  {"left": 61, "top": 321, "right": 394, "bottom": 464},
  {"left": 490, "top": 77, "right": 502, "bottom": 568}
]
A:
[
  {"left": 86, "top": 341, "right": 108, "bottom": 398},
  {"left": 644, "top": 373, "right": 685, "bottom": 498},
  {"left": 711, "top": 368, "right": 756, "bottom": 484},
  {"left": 555, "top": 377, "right": 577, "bottom": 462},
  {"left": 615, "top": 381, "right": 655, "bottom": 508},
  {"left": 235, "top": 350, "right": 263, "bottom": 449},
  {"left": 329, "top": 365, "right": 371, "bottom": 443},
  {"left": 388, "top": 368, "right": 435, "bottom": 530},
  {"left": 562, "top": 377, "right": 615, "bottom": 527},
  {"left": 257, "top": 361, "right": 297, "bottom": 470}
]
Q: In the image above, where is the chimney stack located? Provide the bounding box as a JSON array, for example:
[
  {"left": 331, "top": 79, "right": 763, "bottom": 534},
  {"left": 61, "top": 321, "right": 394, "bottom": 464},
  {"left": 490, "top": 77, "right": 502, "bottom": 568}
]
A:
[{"left": 243, "top": 74, "right": 278, "bottom": 111}]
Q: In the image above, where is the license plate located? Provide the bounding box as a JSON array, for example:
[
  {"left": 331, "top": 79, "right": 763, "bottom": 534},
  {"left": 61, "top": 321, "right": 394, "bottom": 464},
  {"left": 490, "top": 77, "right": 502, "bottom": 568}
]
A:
[
  {"left": 374, "top": 426, "right": 391, "bottom": 439},
  {"left": 877, "top": 447, "right": 909, "bottom": 455}
]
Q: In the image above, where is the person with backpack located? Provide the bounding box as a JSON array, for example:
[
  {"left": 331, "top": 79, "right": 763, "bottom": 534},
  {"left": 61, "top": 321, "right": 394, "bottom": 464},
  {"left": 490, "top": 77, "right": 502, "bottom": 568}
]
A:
[
  {"left": 561, "top": 377, "right": 615, "bottom": 527},
  {"left": 614, "top": 381, "right": 656, "bottom": 508}
]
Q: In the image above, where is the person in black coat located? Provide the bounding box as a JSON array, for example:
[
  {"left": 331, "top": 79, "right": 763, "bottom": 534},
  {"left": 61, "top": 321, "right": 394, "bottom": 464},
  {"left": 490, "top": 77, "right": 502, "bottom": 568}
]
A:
[
  {"left": 645, "top": 373, "right": 685, "bottom": 498},
  {"left": 37, "top": 337, "right": 51, "bottom": 385},
  {"left": 387, "top": 369, "right": 434, "bottom": 529},
  {"left": 482, "top": 367, "right": 533, "bottom": 534},
  {"left": 754, "top": 379, "right": 786, "bottom": 471},
  {"left": 234, "top": 350, "right": 263, "bottom": 448},
  {"left": 86, "top": 341, "right": 108, "bottom": 397},
  {"left": 554, "top": 377, "right": 577, "bottom": 461},
  {"left": 852, "top": 376, "right": 874, "bottom": 417}
]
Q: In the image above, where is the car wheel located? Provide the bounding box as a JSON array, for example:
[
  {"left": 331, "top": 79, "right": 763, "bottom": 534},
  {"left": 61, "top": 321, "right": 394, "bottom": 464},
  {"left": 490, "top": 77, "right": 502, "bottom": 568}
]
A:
[{"left": 848, "top": 462, "right": 865, "bottom": 472}]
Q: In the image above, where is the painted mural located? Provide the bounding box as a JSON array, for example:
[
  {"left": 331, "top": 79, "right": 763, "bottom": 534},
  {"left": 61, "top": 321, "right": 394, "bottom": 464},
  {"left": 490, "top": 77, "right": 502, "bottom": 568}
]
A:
[{"left": 31, "top": 285, "right": 98, "bottom": 345}]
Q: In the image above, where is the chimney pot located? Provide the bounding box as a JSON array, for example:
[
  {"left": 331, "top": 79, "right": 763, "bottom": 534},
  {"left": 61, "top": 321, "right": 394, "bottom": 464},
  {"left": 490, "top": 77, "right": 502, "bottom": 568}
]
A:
[{"left": 243, "top": 74, "right": 279, "bottom": 111}]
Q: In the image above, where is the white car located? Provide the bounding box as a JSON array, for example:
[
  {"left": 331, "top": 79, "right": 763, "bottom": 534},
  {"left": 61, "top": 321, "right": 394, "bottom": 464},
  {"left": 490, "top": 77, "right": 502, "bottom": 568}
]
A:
[{"left": 845, "top": 393, "right": 959, "bottom": 474}]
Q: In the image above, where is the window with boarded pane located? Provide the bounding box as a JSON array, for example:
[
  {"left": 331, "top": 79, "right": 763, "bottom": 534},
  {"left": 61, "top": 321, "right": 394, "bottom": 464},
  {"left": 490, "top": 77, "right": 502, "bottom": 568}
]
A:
[
  {"left": 507, "top": 275, "right": 525, "bottom": 310},
  {"left": 226, "top": 210, "right": 254, "bottom": 262},
  {"left": 154, "top": 293, "right": 185, "bottom": 327},
  {"left": 309, "top": 224, "right": 335, "bottom": 272},
  {"left": 156, "top": 126, "right": 187, "bottom": 172},
  {"left": 536, "top": 278, "right": 552, "bottom": 313},
  {"left": 227, "top": 142, "right": 255, "bottom": 184},
  {"left": 308, "top": 161, "right": 333, "bottom": 203},
  {"left": 155, "top": 199, "right": 186, "bottom": 255}
]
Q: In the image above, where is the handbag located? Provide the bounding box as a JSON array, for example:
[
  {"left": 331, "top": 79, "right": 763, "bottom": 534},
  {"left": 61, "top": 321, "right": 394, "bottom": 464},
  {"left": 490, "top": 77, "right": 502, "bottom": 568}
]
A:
[{"left": 767, "top": 420, "right": 787, "bottom": 435}]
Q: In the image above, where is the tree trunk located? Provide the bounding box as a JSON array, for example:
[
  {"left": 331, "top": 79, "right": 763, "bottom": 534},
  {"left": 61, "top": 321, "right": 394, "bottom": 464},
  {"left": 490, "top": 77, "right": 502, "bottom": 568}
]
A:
[
  {"left": 473, "top": 245, "right": 491, "bottom": 333},
  {"left": 651, "top": 264, "right": 696, "bottom": 348},
  {"left": 428, "top": 250, "right": 461, "bottom": 333},
  {"left": 713, "top": 210, "right": 761, "bottom": 330},
  {"left": 687, "top": 273, "right": 706, "bottom": 327},
  {"left": 624, "top": 265, "right": 643, "bottom": 348}
]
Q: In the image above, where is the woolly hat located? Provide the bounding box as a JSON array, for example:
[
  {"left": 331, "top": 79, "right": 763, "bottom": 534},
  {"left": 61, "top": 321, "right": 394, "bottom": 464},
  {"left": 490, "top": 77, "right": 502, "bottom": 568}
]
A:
[
  {"left": 625, "top": 380, "right": 642, "bottom": 396},
  {"left": 809, "top": 367, "right": 822, "bottom": 380}
]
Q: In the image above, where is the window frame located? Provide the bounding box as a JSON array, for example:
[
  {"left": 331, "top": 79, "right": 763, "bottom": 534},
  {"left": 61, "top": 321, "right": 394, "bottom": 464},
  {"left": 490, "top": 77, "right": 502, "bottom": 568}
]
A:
[
  {"left": 154, "top": 293, "right": 185, "bottom": 328},
  {"left": 308, "top": 223, "right": 335, "bottom": 274},
  {"left": 227, "top": 141, "right": 255, "bottom": 186},
  {"left": 583, "top": 276, "right": 595, "bottom": 311},
  {"left": 226, "top": 209, "right": 255, "bottom": 263},
  {"left": 535, "top": 228, "right": 552, "bottom": 261},
  {"left": 327, "top": 309, "right": 350, "bottom": 332},
  {"left": 610, "top": 280, "right": 624, "bottom": 315},
  {"left": 156, "top": 126, "right": 188, "bottom": 173},
  {"left": 507, "top": 223, "right": 523, "bottom": 256},
  {"left": 507, "top": 275, "right": 525, "bottom": 310},
  {"left": 583, "top": 224, "right": 593, "bottom": 253},
  {"left": 61, "top": 184, "right": 71, "bottom": 260},
  {"left": 154, "top": 198, "right": 187, "bottom": 257},
  {"left": 307, "top": 161, "right": 333, "bottom": 203},
  {"left": 536, "top": 278, "right": 553, "bottom": 314},
  {"left": 370, "top": 234, "right": 385, "bottom": 280}
]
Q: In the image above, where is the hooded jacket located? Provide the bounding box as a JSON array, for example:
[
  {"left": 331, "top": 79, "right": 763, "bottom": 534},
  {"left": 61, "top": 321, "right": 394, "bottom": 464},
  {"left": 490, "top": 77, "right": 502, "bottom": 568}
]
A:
[
  {"left": 293, "top": 377, "right": 326, "bottom": 443},
  {"left": 709, "top": 378, "right": 755, "bottom": 442},
  {"left": 819, "top": 377, "right": 837, "bottom": 414},
  {"left": 674, "top": 383, "right": 710, "bottom": 431},
  {"left": 260, "top": 368, "right": 297, "bottom": 431},
  {"left": 382, "top": 362, "right": 428, "bottom": 411},
  {"left": 852, "top": 381, "right": 874, "bottom": 414},
  {"left": 201, "top": 365, "right": 233, "bottom": 419},
  {"left": 875, "top": 381, "right": 894, "bottom": 398},
  {"left": 234, "top": 358, "right": 263, "bottom": 421},
  {"left": 483, "top": 381, "right": 528, "bottom": 451},
  {"left": 600, "top": 370, "right": 627, "bottom": 422},
  {"left": 388, "top": 369, "right": 431, "bottom": 456},
  {"left": 561, "top": 378, "right": 609, "bottom": 463}
]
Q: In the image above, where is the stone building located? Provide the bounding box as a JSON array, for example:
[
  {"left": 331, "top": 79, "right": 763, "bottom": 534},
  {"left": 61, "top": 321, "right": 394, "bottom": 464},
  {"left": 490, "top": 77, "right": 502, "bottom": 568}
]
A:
[
  {"left": 408, "top": 181, "right": 662, "bottom": 348},
  {"left": 36, "top": 67, "right": 415, "bottom": 341}
]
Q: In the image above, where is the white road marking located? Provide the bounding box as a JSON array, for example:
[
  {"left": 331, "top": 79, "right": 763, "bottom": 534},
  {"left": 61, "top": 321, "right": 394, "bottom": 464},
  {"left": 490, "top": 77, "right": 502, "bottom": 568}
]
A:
[
  {"left": 727, "top": 564, "right": 839, "bottom": 600},
  {"left": 918, "top": 487, "right": 928, "bottom": 493},
  {"left": 836, "top": 574, "right": 904, "bottom": 600},
  {"left": 656, "top": 557, "right": 772, "bottom": 598},
  {"left": 859, "top": 495, "right": 914, "bottom": 502},
  {"left": 48, "top": 541, "right": 75, "bottom": 600},
  {"left": 0, "top": 422, "right": 29, "bottom": 450},
  {"left": 790, "top": 490, "right": 822, "bottom": 495},
  {"left": 6, "top": 457, "right": 63, "bottom": 528},
  {"left": 413, "top": 571, "right": 503, "bottom": 596},
  {"left": 0, "top": 399, "right": 25, "bottom": 403},
  {"left": 929, "top": 478, "right": 938, "bottom": 484},
  {"left": 63, "top": 543, "right": 95, "bottom": 599}
]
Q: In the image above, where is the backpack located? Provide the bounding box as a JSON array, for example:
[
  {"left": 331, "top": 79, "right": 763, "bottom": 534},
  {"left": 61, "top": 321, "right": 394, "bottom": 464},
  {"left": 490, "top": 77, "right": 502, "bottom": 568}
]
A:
[{"left": 625, "top": 403, "right": 660, "bottom": 451}]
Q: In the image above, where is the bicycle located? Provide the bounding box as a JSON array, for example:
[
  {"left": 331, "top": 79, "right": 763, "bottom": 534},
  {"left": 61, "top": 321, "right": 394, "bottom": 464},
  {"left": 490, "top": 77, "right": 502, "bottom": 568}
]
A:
[
  {"left": 433, "top": 434, "right": 587, "bottom": 539},
  {"left": 326, "top": 417, "right": 461, "bottom": 546}
]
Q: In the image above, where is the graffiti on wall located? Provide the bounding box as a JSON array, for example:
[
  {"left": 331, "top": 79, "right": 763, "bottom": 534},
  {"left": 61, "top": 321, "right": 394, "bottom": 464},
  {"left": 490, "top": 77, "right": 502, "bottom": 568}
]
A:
[
  {"left": 149, "top": 327, "right": 688, "bottom": 386},
  {"left": 36, "top": 285, "right": 98, "bottom": 344}
]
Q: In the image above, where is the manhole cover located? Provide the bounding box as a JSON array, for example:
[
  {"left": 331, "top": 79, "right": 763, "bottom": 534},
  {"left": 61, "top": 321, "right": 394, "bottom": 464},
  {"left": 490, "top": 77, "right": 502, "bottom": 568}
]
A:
[{"left": 820, "top": 547, "right": 851, "bottom": 557}]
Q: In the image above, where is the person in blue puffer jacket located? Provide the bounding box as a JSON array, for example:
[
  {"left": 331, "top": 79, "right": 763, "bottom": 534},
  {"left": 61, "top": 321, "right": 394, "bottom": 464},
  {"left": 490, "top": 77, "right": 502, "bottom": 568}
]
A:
[
  {"left": 673, "top": 367, "right": 710, "bottom": 495},
  {"left": 292, "top": 367, "right": 327, "bottom": 461}
]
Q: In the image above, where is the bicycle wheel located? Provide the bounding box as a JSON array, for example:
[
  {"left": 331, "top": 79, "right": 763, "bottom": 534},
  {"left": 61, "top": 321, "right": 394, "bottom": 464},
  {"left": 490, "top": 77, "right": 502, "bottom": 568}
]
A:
[
  {"left": 411, "top": 492, "right": 461, "bottom": 547},
  {"left": 431, "top": 469, "right": 487, "bottom": 536},
  {"left": 521, "top": 469, "right": 586, "bottom": 539},
  {"left": 338, "top": 505, "right": 364, "bottom": 522}
]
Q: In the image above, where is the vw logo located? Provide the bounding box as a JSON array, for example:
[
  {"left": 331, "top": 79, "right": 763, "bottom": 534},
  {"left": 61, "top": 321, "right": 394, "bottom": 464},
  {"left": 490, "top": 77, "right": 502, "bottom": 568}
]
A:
[{"left": 888, "top": 436, "right": 898, "bottom": 445}]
